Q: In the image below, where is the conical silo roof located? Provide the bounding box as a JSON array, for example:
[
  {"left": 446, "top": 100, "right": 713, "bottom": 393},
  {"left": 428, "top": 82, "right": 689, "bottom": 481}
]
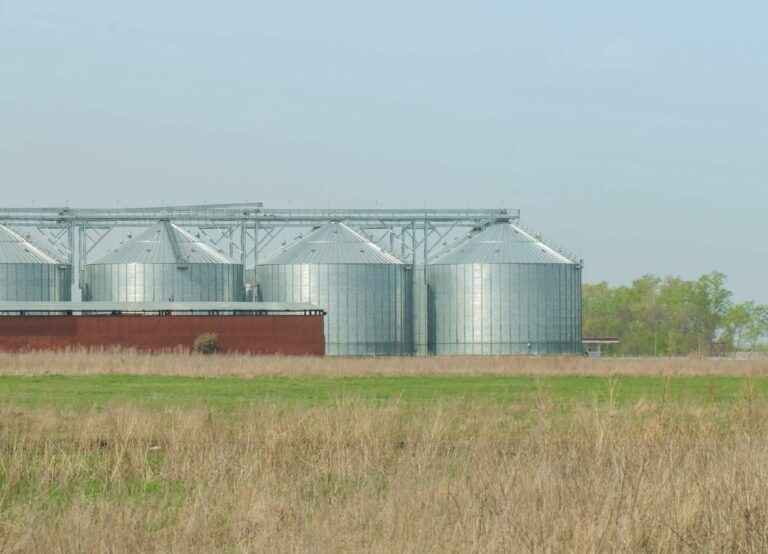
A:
[
  {"left": 261, "top": 222, "right": 403, "bottom": 265},
  {"left": 430, "top": 222, "right": 576, "bottom": 265},
  {"left": 0, "top": 224, "right": 64, "bottom": 264},
  {"left": 91, "top": 220, "right": 239, "bottom": 265}
]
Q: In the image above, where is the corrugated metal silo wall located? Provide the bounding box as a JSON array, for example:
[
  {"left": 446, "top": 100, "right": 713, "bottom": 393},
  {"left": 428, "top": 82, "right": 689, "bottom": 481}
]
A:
[
  {"left": 257, "top": 263, "right": 409, "bottom": 355},
  {"left": 56, "top": 266, "right": 72, "bottom": 301},
  {"left": 427, "top": 262, "right": 582, "bottom": 355},
  {"left": 83, "top": 263, "right": 244, "bottom": 302},
  {"left": 0, "top": 264, "right": 72, "bottom": 301}
]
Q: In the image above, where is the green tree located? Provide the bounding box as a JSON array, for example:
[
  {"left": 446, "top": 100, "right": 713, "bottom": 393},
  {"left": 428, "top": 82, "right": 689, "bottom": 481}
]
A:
[
  {"left": 722, "top": 302, "right": 753, "bottom": 351},
  {"left": 582, "top": 271, "right": 766, "bottom": 357},
  {"left": 724, "top": 302, "right": 768, "bottom": 352}
]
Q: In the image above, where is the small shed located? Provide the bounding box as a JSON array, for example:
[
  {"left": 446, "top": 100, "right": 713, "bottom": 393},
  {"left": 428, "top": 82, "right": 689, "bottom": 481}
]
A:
[{"left": 581, "top": 337, "right": 620, "bottom": 357}]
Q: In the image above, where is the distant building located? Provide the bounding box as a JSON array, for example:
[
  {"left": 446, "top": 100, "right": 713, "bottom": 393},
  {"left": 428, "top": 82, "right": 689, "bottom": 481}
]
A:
[{"left": 582, "top": 337, "right": 620, "bottom": 357}]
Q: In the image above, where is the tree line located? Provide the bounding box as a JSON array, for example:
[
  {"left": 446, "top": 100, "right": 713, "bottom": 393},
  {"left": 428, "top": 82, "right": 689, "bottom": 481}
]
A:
[{"left": 583, "top": 271, "right": 768, "bottom": 356}]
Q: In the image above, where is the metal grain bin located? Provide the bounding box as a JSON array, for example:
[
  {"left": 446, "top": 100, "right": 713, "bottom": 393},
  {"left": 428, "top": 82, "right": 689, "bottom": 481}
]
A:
[
  {"left": 255, "top": 222, "right": 408, "bottom": 355},
  {"left": 427, "top": 223, "right": 581, "bottom": 355},
  {"left": 0, "top": 224, "right": 71, "bottom": 301},
  {"left": 83, "top": 220, "right": 243, "bottom": 302}
]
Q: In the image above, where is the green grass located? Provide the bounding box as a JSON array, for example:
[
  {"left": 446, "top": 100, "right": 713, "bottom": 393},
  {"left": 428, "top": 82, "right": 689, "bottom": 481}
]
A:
[{"left": 0, "top": 374, "right": 766, "bottom": 411}]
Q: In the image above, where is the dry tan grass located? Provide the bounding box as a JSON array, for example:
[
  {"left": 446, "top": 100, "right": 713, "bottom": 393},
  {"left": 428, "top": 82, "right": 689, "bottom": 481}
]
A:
[
  {"left": 1, "top": 398, "right": 768, "bottom": 552},
  {"left": 0, "top": 348, "right": 767, "bottom": 377}
]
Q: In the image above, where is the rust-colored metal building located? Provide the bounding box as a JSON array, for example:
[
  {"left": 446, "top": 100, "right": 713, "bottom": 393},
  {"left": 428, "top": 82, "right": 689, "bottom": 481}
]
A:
[{"left": 0, "top": 302, "right": 325, "bottom": 355}]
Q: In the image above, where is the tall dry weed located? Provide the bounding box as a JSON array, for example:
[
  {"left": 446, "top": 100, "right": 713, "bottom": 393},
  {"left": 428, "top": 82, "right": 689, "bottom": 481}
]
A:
[
  {"left": 1, "top": 399, "right": 768, "bottom": 552},
  {"left": 0, "top": 349, "right": 767, "bottom": 377}
]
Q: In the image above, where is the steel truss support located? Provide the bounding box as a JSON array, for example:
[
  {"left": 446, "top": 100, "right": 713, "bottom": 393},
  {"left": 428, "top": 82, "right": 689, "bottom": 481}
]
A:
[{"left": 0, "top": 204, "right": 522, "bottom": 299}]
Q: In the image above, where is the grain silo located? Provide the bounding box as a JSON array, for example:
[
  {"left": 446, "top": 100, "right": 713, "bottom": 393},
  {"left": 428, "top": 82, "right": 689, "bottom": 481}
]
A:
[
  {"left": 427, "top": 222, "right": 581, "bottom": 355},
  {"left": 0, "top": 224, "right": 71, "bottom": 300},
  {"left": 83, "top": 220, "right": 243, "bottom": 302},
  {"left": 255, "top": 222, "right": 408, "bottom": 355}
]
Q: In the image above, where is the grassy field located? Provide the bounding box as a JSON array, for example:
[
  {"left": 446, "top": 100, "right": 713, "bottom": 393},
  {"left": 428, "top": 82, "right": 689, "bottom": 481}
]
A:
[
  {"left": 0, "top": 374, "right": 767, "bottom": 411},
  {"left": 1, "top": 353, "right": 768, "bottom": 552}
]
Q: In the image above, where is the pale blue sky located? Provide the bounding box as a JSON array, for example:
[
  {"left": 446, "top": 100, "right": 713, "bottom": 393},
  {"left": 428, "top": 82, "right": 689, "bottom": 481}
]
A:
[{"left": 1, "top": 1, "right": 766, "bottom": 301}]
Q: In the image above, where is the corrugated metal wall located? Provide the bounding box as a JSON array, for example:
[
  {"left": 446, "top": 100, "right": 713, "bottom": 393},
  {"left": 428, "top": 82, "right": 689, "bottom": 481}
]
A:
[
  {"left": 0, "top": 224, "right": 72, "bottom": 301},
  {"left": 0, "top": 264, "right": 71, "bottom": 301},
  {"left": 427, "top": 263, "right": 582, "bottom": 354},
  {"left": 83, "top": 263, "right": 243, "bottom": 302},
  {"left": 257, "top": 263, "right": 409, "bottom": 355}
]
